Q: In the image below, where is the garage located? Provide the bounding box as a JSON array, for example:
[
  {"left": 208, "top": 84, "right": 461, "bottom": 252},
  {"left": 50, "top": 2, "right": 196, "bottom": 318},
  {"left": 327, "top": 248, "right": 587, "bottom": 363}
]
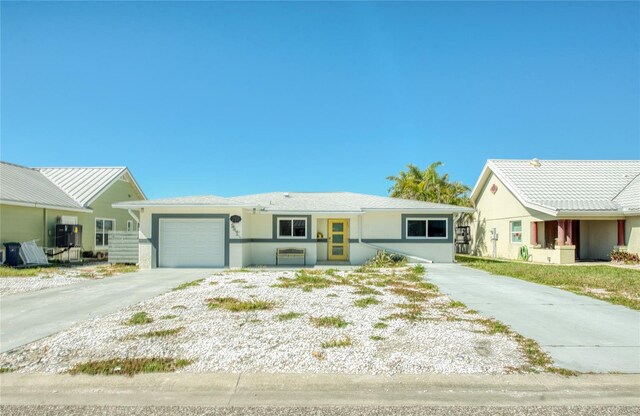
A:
[{"left": 158, "top": 218, "right": 225, "bottom": 267}]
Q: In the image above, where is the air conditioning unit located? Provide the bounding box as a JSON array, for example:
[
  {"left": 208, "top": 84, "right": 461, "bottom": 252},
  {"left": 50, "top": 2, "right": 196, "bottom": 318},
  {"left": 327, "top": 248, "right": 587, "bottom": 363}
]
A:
[{"left": 55, "top": 224, "right": 83, "bottom": 247}]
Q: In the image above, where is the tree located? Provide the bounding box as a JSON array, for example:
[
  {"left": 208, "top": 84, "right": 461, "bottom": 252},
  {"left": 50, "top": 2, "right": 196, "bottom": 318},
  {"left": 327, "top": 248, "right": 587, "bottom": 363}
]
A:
[{"left": 387, "top": 162, "right": 473, "bottom": 223}]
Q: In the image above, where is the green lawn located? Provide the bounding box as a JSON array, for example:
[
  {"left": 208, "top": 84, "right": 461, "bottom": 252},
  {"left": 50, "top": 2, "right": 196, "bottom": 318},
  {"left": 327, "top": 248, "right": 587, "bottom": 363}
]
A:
[{"left": 456, "top": 255, "right": 640, "bottom": 310}]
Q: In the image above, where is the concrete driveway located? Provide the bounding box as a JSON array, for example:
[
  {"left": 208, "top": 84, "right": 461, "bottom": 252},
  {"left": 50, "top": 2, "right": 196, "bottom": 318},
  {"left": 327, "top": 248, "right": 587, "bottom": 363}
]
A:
[
  {"left": 425, "top": 263, "right": 640, "bottom": 373},
  {"left": 0, "top": 268, "right": 215, "bottom": 353}
]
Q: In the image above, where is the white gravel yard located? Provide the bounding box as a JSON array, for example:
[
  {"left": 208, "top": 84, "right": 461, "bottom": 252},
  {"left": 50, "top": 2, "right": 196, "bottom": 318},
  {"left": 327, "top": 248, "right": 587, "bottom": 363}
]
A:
[
  {"left": 0, "top": 264, "right": 138, "bottom": 296},
  {"left": 0, "top": 267, "right": 536, "bottom": 375}
]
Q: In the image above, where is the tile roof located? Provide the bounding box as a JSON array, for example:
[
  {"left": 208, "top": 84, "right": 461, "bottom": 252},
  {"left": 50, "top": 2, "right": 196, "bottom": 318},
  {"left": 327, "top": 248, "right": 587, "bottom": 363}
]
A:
[
  {"left": 471, "top": 159, "right": 640, "bottom": 214},
  {"left": 38, "top": 167, "right": 142, "bottom": 207},
  {"left": 115, "top": 191, "right": 474, "bottom": 213},
  {"left": 0, "top": 162, "right": 85, "bottom": 210}
]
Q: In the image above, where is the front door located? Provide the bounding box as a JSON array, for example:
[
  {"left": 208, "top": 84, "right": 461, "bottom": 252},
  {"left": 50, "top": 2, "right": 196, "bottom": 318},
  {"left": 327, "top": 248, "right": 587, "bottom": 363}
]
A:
[{"left": 328, "top": 219, "right": 349, "bottom": 261}]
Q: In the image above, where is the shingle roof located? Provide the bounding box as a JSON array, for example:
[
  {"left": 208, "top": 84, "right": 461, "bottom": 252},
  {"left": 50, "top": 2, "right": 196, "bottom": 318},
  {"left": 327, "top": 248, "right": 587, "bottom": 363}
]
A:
[
  {"left": 114, "top": 191, "right": 474, "bottom": 213},
  {"left": 38, "top": 167, "right": 145, "bottom": 207},
  {"left": 471, "top": 159, "right": 640, "bottom": 214},
  {"left": 0, "top": 162, "right": 86, "bottom": 211}
]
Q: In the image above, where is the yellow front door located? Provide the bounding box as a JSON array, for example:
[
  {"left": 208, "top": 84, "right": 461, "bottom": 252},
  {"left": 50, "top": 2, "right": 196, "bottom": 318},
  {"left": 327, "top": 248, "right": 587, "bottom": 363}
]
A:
[{"left": 328, "top": 219, "right": 349, "bottom": 261}]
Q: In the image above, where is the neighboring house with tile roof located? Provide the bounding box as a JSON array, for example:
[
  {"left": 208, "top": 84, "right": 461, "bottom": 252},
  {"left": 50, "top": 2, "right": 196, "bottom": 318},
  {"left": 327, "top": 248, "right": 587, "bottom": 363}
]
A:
[
  {"left": 469, "top": 159, "right": 640, "bottom": 263},
  {"left": 0, "top": 162, "right": 146, "bottom": 256},
  {"left": 114, "top": 192, "right": 474, "bottom": 268}
]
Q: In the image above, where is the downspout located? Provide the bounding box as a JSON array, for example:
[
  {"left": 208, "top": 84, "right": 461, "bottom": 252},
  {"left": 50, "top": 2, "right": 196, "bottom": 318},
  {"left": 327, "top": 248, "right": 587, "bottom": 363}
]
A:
[{"left": 356, "top": 214, "right": 433, "bottom": 264}]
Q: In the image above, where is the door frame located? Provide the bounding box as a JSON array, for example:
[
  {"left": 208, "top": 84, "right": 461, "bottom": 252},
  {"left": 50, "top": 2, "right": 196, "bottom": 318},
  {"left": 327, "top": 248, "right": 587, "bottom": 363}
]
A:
[{"left": 328, "top": 219, "right": 349, "bottom": 261}]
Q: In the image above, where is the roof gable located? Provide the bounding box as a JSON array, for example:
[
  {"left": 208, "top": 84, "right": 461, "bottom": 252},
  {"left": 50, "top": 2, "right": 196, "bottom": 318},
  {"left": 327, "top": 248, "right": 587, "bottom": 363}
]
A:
[
  {"left": 38, "top": 167, "right": 146, "bottom": 207},
  {"left": 471, "top": 159, "right": 640, "bottom": 214}
]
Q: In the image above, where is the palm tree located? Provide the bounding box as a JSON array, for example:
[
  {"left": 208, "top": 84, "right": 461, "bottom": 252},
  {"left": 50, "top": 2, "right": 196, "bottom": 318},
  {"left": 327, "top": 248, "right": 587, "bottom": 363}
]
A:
[{"left": 387, "top": 162, "right": 473, "bottom": 224}]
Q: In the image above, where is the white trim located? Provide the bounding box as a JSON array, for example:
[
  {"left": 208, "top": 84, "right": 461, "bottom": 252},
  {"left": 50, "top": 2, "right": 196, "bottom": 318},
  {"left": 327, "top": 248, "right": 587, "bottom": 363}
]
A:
[
  {"left": 510, "top": 220, "right": 523, "bottom": 244},
  {"left": 0, "top": 199, "right": 92, "bottom": 213},
  {"left": 277, "top": 217, "right": 308, "bottom": 239},
  {"left": 95, "top": 218, "right": 116, "bottom": 248},
  {"left": 405, "top": 217, "right": 449, "bottom": 239},
  {"left": 87, "top": 169, "right": 147, "bottom": 206}
]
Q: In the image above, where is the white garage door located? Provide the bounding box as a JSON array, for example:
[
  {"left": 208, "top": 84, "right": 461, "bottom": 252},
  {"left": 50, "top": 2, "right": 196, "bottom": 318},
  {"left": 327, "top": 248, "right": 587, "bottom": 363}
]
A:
[{"left": 159, "top": 219, "right": 225, "bottom": 268}]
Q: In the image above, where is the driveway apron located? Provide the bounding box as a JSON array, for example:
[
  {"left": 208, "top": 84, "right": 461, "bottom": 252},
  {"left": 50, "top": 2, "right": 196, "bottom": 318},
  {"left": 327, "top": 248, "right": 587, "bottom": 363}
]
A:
[
  {"left": 0, "top": 269, "right": 214, "bottom": 353},
  {"left": 425, "top": 263, "right": 640, "bottom": 373}
]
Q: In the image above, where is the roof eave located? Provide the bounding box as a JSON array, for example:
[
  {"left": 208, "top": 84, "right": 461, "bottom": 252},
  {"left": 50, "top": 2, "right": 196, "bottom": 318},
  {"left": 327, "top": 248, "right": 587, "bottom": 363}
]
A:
[
  {"left": 0, "top": 199, "right": 92, "bottom": 213},
  {"left": 361, "top": 207, "right": 475, "bottom": 213}
]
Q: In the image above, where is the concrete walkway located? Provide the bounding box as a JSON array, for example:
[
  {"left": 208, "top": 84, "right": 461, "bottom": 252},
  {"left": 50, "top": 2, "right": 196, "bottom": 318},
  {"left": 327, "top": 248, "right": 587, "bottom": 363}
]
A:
[
  {"left": 1, "top": 373, "right": 639, "bottom": 407},
  {"left": 425, "top": 263, "right": 640, "bottom": 373},
  {"left": 0, "top": 268, "right": 215, "bottom": 353}
]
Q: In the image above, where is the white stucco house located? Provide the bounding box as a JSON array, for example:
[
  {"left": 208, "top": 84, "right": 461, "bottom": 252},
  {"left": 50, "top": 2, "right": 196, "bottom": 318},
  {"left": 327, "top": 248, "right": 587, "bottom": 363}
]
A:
[
  {"left": 114, "top": 192, "right": 473, "bottom": 268},
  {"left": 470, "top": 159, "right": 640, "bottom": 264}
]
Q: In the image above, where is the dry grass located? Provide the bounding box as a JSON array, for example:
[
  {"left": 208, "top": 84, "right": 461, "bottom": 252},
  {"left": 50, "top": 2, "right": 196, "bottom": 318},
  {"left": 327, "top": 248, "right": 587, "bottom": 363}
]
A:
[
  {"left": 321, "top": 335, "right": 352, "bottom": 348},
  {"left": 206, "top": 297, "right": 275, "bottom": 312},
  {"left": 311, "top": 315, "right": 349, "bottom": 328},
  {"left": 68, "top": 357, "right": 192, "bottom": 376},
  {"left": 172, "top": 279, "right": 204, "bottom": 291}
]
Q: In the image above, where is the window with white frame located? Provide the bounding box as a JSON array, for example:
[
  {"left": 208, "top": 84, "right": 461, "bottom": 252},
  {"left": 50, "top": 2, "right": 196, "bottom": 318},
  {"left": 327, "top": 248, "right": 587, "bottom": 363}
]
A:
[
  {"left": 277, "top": 218, "right": 307, "bottom": 238},
  {"left": 96, "top": 218, "right": 115, "bottom": 247},
  {"left": 406, "top": 218, "right": 448, "bottom": 239},
  {"left": 510, "top": 220, "right": 522, "bottom": 243}
]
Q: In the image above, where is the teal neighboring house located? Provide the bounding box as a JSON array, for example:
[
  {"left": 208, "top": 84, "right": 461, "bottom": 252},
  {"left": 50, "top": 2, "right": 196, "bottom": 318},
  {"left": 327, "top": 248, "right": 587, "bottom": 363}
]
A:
[{"left": 0, "top": 161, "right": 146, "bottom": 258}]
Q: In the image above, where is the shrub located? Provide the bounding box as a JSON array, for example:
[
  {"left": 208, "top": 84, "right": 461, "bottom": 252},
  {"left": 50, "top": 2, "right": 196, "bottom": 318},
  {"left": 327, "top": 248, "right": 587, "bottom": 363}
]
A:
[{"left": 610, "top": 250, "right": 640, "bottom": 264}]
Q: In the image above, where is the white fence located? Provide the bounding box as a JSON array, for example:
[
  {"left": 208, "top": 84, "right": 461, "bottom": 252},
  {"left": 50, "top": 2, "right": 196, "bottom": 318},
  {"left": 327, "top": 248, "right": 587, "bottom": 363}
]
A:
[{"left": 108, "top": 231, "right": 139, "bottom": 264}]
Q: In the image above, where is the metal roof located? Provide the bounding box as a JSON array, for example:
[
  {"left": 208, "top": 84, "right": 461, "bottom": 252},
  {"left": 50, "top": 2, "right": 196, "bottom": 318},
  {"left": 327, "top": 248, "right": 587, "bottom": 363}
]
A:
[
  {"left": 38, "top": 167, "right": 146, "bottom": 207},
  {"left": 0, "top": 162, "right": 87, "bottom": 211},
  {"left": 471, "top": 159, "right": 640, "bottom": 215},
  {"left": 115, "top": 191, "right": 474, "bottom": 213}
]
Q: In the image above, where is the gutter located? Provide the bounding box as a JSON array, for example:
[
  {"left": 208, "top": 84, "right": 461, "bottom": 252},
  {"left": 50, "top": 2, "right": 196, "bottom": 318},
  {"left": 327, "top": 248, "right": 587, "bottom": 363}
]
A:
[{"left": 0, "top": 199, "right": 92, "bottom": 213}]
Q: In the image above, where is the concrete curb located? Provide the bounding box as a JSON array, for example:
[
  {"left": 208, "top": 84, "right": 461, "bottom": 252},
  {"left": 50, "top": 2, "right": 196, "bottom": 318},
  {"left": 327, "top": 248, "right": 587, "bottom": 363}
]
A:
[{"left": 2, "top": 373, "right": 639, "bottom": 407}]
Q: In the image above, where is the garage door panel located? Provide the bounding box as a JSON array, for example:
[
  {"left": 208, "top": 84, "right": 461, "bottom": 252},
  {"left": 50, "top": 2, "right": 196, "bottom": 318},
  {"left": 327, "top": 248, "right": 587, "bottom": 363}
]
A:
[{"left": 159, "top": 219, "right": 225, "bottom": 268}]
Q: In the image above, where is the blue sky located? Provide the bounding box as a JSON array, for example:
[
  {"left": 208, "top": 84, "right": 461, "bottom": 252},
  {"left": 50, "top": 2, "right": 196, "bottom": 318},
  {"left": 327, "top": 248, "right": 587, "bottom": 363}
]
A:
[{"left": 2, "top": 1, "right": 639, "bottom": 199}]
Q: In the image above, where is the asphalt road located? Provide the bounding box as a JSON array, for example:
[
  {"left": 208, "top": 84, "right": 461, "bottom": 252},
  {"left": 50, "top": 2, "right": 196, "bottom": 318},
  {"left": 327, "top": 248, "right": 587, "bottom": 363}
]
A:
[{"left": 2, "top": 405, "right": 639, "bottom": 416}]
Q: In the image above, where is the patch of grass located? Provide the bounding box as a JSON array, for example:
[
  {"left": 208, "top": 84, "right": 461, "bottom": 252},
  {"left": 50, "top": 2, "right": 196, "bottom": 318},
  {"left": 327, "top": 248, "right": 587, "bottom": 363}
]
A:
[
  {"left": 144, "top": 327, "right": 183, "bottom": 337},
  {"left": 161, "top": 314, "right": 177, "bottom": 320},
  {"left": 373, "top": 322, "right": 388, "bottom": 329},
  {"left": 311, "top": 315, "right": 349, "bottom": 328},
  {"left": 321, "top": 335, "right": 352, "bottom": 348},
  {"left": 206, "top": 297, "right": 275, "bottom": 312},
  {"left": 0, "top": 367, "right": 14, "bottom": 373},
  {"left": 209, "top": 281, "right": 219, "bottom": 286},
  {"left": 353, "top": 296, "right": 381, "bottom": 308},
  {"left": 230, "top": 278, "right": 247, "bottom": 283},
  {"left": 0, "top": 266, "right": 51, "bottom": 277},
  {"left": 456, "top": 255, "right": 640, "bottom": 310},
  {"left": 96, "top": 264, "right": 139, "bottom": 277},
  {"left": 370, "top": 335, "right": 385, "bottom": 341},
  {"left": 273, "top": 270, "right": 340, "bottom": 291},
  {"left": 389, "top": 287, "right": 435, "bottom": 302},
  {"left": 171, "top": 279, "right": 204, "bottom": 291},
  {"left": 277, "top": 312, "right": 304, "bottom": 321},
  {"left": 449, "top": 300, "right": 466, "bottom": 308},
  {"left": 353, "top": 286, "right": 382, "bottom": 296},
  {"left": 415, "top": 281, "right": 438, "bottom": 291},
  {"left": 412, "top": 264, "right": 425, "bottom": 274},
  {"left": 383, "top": 303, "right": 423, "bottom": 322},
  {"left": 326, "top": 293, "right": 338, "bottom": 298},
  {"left": 242, "top": 284, "right": 258, "bottom": 289},
  {"left": 171, "top": 305, "right": 187, "bottom": 310},
  {"left": 68, "top": 357, "right": 192, "bottom": 376},
  {"left": 126, "top": 312, "right": 153, "bottom": 325}
]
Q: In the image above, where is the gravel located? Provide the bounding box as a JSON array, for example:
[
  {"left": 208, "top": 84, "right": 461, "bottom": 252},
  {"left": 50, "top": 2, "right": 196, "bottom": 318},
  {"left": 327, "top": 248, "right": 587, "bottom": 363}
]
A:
[
  {"left": 0, "top": 268, "right": 528, "bottom": 374},
  {"left": 0, "top": 272, "right": 86, "bottom": 296}
]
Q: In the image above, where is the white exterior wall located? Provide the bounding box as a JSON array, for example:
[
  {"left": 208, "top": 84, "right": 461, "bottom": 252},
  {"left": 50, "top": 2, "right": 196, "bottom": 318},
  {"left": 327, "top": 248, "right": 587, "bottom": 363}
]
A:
[
  {"left": 136, "top": 208, "right": 457, "bottom": 268},
  {"left": 625, "top": 217, "right": 640, "bottom": 255}
]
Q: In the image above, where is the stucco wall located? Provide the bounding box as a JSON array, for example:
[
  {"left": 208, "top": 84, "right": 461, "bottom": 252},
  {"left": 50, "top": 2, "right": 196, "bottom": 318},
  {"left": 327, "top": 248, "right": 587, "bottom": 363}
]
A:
[
  {"left": 472, "top": 172, "right": 549, "bottom": 260},
  {"left": 626, "top": 217, "right": 640, "bottom": 255},
  {"left": 137, "top": 208, "right": 457, "bottom": 268},
  {"left": 580, "top": 220, "right": 618, "bottom": 260}
]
